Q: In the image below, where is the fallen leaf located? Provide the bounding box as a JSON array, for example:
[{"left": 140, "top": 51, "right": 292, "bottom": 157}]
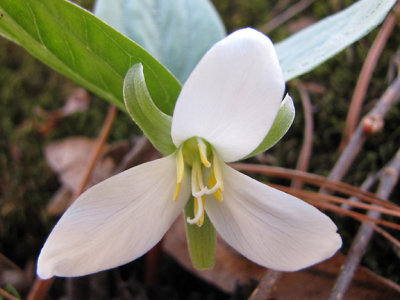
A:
[
  {"left": 44, "top": 137, "right": 130, "bottom": 215},
  {"left": 45, "top": 137, "right": 113, "bottom": 193}
]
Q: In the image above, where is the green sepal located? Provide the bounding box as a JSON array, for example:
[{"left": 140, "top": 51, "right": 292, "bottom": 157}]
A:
[
  {"left": 123, "top": 63, "right": 178, "bottom": 155},
  {"left": 246, "top": 94, "right": 295, "bottom": 158},
  {"left": 184, "top": 197, "right": 216, "bottom": 270}
]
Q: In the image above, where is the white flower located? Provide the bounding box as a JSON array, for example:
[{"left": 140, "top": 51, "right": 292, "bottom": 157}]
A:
[{"left": 37, "top": 28, "right": 341, "bottom": 279}]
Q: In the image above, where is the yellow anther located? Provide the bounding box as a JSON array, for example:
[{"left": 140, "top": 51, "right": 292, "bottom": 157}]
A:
[
  {"left": 197, "top": 138, "right": 211, "bottom": 168},
  {"left": 207, "top": 172, "right": 223, "bottom": 202},
  {"left": 176, "top": 146, "right": 184, "bottom": 184},
  {"left": 173, "top": 147, "right": 185, "bottom": 202},
  {"left": 173, "top": 182, "right": 181, "bottom": 202},
  {"left": 212, "top": 150, "right": 224, "bottom": 192},
  {"left": 191, "top": 159, "right": 207, "bottom": 197},
  {"left": 213, "top": 189, "right": 223, "bottom": 202}
]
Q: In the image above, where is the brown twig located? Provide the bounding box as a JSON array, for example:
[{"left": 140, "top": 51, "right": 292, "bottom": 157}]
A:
[
  {"left": 291, "top": 87, "right": 314, "bottom": 189},
  {"left": 301, "top": 197, "right": 400, "bottom": 231},
  {"left": 341, "top": 172, "right": 380, "bottom": 210},
  {"left": 248, "top": 270, "right": 282, "bottom": 300},
  {"left": 271, "top": 184, "right": 400, "bottom": 219},
  {"left": 27, "top": 105, "right": 117, "bottom": 300},
  {"left": 329, "top": 149, "right": 400, "bottom": 300},
  {"left": 320, "top": 71, "right": 400, "bottom": 193},
  {"left": 26, "top": 278, "right": 54, "bottom": 300},
  {"left": 370, "top": 223, "right": 400, "bottom": 250},
  {"left": 232, "top": 164, "right": 397, "bottom": 210},
  {"left": 0, "top": 287, "right": 21, "bottom": 300},
  {"left": 271, "top": 184, "right": 400, "bottom": 231},
  {"left": 288, "top": 80, "right": 326, "bottom": 94},
  {"left": 340, "top": 9, "right": 398, "bottom": 149},
  {"left": 259, "top": 0, "right": 314, "bottom": 33},
  {"left": 0, "top": 253, "right": 26, "bottom": 278}
]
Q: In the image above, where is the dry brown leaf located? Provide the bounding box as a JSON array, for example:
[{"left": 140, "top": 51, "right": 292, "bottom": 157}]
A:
[
  {"left": 59, "top": 88, "right": 90, "bottom": 116},
  {"left": 44, "top": 137, "right": 130, "bottom": 215},
  {"left": 164, "top": 217, "right": 400, "bottom": 299},
  {"left": 45, "top": 137, "right": 114, "bottom": 193}
]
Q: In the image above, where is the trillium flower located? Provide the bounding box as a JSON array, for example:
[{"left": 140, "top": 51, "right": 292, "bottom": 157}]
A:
[{"left": 37, "top": 28, "right": 341, "bottom": 279}]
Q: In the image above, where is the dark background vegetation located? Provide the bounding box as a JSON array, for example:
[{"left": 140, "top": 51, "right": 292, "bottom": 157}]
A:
[{"left": 1, "top": 0, "right": 399, "bottom": 298}]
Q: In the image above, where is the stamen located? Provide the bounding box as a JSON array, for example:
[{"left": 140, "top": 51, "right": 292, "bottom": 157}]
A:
[
  {"left": 212, "top": 149, "right": 224, "bottom": 192},
  {"left": 213, "top": 189, "right": 223, "bottom": 202},
  {"left": 191, "top": 159, "right": 207, "bottom": 198},
  {"left": 176, "top": 146, "right": 184, "bottom": 184},
  {"left": 206, "top": 181, "right": 220, "bottom": 194},
  {"left": 173, "top": 182, "right": 181, "bottom": 202},
  {"left": 195, "top": 196, "right": 205, "bottom": 226},
  {"left": 187, "top": 196, "right": 205, "bottom": 225},
  {"left": 173, "top": 147, "right": 185, "bottom": 201},
  {"left": 207, "top": 172, "right": 223, "bottom": 202},
  {"left": 197, "top": 138, "right": 211, "bottom": 168}
]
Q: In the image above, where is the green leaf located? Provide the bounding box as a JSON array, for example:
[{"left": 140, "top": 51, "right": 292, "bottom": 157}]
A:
[
  {"left": 0, "top": 0, "right": 181, "bottom": 115},
  {"left": 277, "top": 0, "right": 396, "bottom": 81},
  {"left": 94, "top": 0, "right": 226, "bottom": 83},
  {"left": 123, "top": 63, "right": 176, "bottom": 155},
  {"left": 246, "top": 94, "right": 295, "bottom": 158},
  {"left": 184, "top": 197, "right": 216, "bottom": 269}
]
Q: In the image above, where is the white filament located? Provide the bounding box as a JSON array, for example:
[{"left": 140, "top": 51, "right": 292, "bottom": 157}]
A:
[{"left": 187, "top": 197, "right": 204, "bottom": 224}]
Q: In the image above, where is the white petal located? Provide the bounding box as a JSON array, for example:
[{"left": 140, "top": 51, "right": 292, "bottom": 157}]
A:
[
  {"left": 37, "top": 155, "right": 190, "bottom": 279},
  {"left": 171, "top": 28, "right": 285, "bottom": 162},
  {"left": 205, "top": 164, "right": 342, "bottom": 271}
]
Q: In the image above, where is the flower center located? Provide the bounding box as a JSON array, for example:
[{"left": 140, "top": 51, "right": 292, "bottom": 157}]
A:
[{"left": 173, "top": 137, "right": 224, "bottom": 227}]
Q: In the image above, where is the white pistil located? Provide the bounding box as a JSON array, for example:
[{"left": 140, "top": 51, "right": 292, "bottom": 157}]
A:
[
  {"left": 191, "top": 160, "right": 206, "bottom": 198},
  {"left": 187, "top": 196, "right": 204, "bottom": 224},
  {"left": 205, "top": 181, "right": 220, "bottom": 194}
]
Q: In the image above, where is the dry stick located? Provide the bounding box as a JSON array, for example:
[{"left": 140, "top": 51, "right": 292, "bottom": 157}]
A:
[
  {"left": 341, "top": 171, "right": 380, "bottom": 211},
  {"left": 341, "top": 9, "right": 398, "bottom": 149},
  {"left": 291, "top": 86, "right": 314, "bottom": 189},
  {"left": 271, "top": 184, "right": 400, "bottom": 230},
  {"left": 268, "top": 185, "right": 400, "bottom": 248},
  {"left": 329, "top": 149, "right": 400, "bottom": 300},
  {"left": 272, "top": 185, "right": 400, "bottom": 219},
  {"left": 27, "top": 105, "right": 117, "bottom": 300},
  {"left": 0, "top": 287, "right": 21, "bottom": 300},
  {"left": 269, "top": 0, "right": 291, "bottom": 18},
  {"left": 0, "top": 252, "right": 26, "bottom": 278},
  {"left": 232, "top": 164, "right": 398, "bottom": 210},
  {"left": 295, "top": 194, "right": 400, "bottom": 231},
  {"left": 259, "top": 0, "right": 314, "bottom": 33},
  {"left": 320, "top": 71, "right": 400, "bottom": 194},
  {"left": 248, "top": 269, "right": 283, "bottom": 300},
  {"left": 370, "top": 223, "right": 400, "bottom": 250}
]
